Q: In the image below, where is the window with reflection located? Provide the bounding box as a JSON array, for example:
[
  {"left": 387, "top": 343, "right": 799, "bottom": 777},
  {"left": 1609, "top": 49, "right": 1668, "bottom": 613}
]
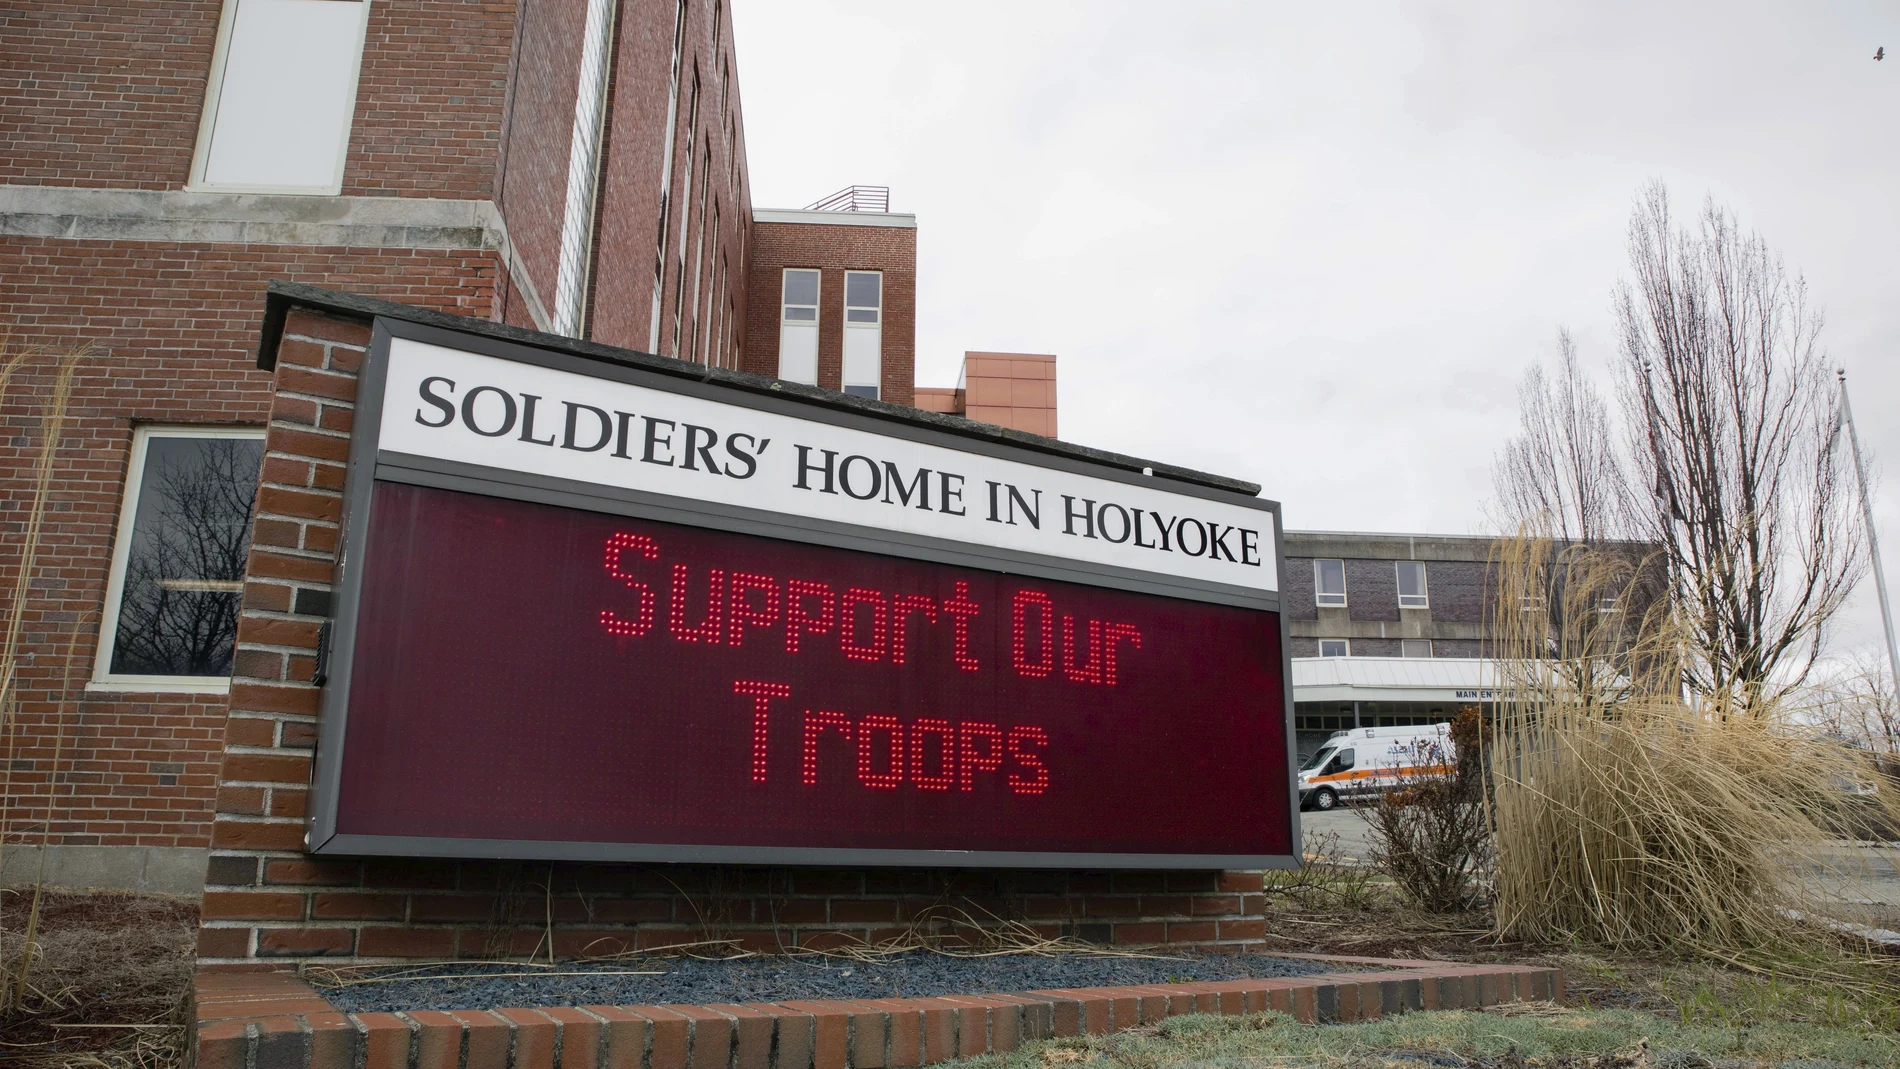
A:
[
  {"left": 778, "top": 268, "right": 820, "bottom": 384},
  {"left": 841, "top": 270, "right": 882, "bottom": 399},
  {"left": 1395, "top": 560, "right": 1428, "bottom": 608},
  {"left": 96, "top": 429, "right": 266, "bottom": 687},
  {"left": 1313, "top": 559, "right": 1347, "bottom": 607}
]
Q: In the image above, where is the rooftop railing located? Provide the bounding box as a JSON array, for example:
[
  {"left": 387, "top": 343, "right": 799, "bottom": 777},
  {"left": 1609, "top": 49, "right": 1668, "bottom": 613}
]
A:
[{"left": 802, "top": 185, "right": 890, "bottom": 213}]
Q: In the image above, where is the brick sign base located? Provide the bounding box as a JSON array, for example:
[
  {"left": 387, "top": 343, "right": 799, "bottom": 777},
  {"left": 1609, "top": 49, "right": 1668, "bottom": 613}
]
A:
[{"left": 192, "top": 956, "right": 1562, "bottom": 1069}]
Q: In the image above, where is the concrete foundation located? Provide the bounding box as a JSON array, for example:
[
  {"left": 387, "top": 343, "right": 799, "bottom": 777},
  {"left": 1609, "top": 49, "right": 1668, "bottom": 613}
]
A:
[{"left": 0, "top": 844, "right": 207, "bottom": 895}]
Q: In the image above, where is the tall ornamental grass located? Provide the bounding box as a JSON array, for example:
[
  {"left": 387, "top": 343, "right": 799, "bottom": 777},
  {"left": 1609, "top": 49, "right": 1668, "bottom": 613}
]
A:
[{"left": 1486, "top": 536, "right": 1900, "bottom": 954}]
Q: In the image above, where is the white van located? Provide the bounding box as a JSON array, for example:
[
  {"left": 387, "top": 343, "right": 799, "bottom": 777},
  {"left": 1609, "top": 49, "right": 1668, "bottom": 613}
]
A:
[{"left": 1297, "top": 723, "right": 1454, "bottom": 811}]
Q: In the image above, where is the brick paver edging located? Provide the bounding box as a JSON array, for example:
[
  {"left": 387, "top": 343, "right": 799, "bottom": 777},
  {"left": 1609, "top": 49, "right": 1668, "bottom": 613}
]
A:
[{"left": 191, "top": 957, "right": 1562, "bottom": 1069}]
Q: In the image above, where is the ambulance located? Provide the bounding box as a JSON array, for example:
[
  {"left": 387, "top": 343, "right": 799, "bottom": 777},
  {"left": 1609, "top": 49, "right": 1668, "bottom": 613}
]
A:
[{"left": 1297, "top": 723, "right": 1454, "bottom": 811}]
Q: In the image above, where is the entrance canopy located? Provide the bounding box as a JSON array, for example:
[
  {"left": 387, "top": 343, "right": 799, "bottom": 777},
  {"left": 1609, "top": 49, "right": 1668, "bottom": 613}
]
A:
[{"left": 1292, "top": 656, "right": 1508, "bottom": 705}]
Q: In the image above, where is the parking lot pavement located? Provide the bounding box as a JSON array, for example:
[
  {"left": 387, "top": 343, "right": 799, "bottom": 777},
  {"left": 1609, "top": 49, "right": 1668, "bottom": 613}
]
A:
[{"left": 1296, "top": 804, "right": 1377, "bottom": 863}]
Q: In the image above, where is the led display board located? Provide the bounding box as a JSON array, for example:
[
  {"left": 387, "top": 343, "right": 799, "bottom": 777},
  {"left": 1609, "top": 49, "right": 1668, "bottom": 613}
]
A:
[{"left": 306, "top": 319, "right": 1296, "bottom": 867}]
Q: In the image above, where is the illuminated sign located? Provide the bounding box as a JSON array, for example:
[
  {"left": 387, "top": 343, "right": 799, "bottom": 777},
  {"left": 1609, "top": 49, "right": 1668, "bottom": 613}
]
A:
[{"left": 306, "top": 319, "right": 1296, "bottom": 867}]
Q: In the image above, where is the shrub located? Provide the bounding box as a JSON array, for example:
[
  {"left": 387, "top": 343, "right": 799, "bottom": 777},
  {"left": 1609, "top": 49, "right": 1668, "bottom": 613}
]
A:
[{"left": 1363, "top": 708, "right": 1493, "bottom": 912}]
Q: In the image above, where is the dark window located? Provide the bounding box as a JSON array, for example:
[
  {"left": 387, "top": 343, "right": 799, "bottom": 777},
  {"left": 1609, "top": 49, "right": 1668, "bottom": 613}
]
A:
[
  {"left": 1396, "top": 560, "right": 1428, "bottom": 608},
  {"left": 104, "top": 432, "right": 265, "bottom": 679}
]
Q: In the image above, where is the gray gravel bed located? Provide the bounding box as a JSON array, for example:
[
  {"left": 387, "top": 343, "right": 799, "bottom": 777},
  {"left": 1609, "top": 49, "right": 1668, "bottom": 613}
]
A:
[{"left": 321, "top": 951, "right": 1331, "bottom": 1014}]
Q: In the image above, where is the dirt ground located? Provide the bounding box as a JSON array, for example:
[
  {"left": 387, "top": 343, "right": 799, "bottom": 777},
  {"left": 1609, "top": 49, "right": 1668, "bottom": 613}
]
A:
[{"left": 0, "top": 886, "right": 197, "bottom": 1067}]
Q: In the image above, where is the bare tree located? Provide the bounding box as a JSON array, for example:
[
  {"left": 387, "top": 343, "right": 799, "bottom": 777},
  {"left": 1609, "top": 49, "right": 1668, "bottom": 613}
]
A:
[
  {"left": 1803, "top": 655, "right": 1900, "bottom": 756},
  {"left": 1489, "top": 332, "right": 1664, "bottom": 706},
  {"left": 1617, "top": 181, "right": 1863, "bottom": 708},
  {"left": 1489, "top": 329, "right": 1625, "bottom": 543}
]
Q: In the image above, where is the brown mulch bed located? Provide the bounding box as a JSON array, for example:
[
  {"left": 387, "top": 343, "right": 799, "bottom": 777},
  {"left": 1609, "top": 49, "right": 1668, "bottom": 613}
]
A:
[{"left": 0, "top": 886, "right": 198, "bottom": 1067}]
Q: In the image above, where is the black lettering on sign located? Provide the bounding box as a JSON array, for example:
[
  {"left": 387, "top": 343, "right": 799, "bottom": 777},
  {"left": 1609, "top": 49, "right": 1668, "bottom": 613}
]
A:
[
  {"left": 461, "top": 385, "right": 517, "bottom": 437},
  {"left": 416, "top": 376, "right": 456, "bottom": 427},
  {"left": 562, "top": 402, "right": 613, "bottom": 452}
]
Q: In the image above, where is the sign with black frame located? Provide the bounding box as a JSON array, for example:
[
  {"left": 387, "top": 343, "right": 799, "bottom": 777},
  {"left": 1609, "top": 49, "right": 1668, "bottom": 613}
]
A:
[{"left": 304, "top": 316, "right": 1299, "bottom": 869}]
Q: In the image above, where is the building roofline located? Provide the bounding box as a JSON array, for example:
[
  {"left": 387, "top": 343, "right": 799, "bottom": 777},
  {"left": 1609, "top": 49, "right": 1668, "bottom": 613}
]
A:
[
  {"left": 254, "top": 281, "right": 1262, "bottom": 497},
  {"left": 1285, "top": 528, "right": 1499, "bottom": 541},
  {"left": 752, "top": 208, "right": 917, "bottom": 228},
  {"left": 1284, "top": 528, "right": 1659, "bottom": 549}
]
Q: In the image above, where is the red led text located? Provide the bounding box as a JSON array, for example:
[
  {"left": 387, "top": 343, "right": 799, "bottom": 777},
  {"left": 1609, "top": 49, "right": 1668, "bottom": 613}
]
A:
[
  {"left": 606, "top": 532, "right": 974, "bottom": 668},
  {"left": 1010, "top": 590, "right": 1142, "bottom": 684},
  {"left": 604, "top": 534, "right": 1145, "bottom": 687},
  {"left": 732, "top": 682, "right": 1048, "bottom": 795}
]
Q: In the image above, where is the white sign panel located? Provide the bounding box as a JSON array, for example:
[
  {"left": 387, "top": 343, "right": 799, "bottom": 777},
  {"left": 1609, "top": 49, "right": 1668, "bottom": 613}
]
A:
[{"left": 376, "top": 338, "right": 1278, "bottom": 594}]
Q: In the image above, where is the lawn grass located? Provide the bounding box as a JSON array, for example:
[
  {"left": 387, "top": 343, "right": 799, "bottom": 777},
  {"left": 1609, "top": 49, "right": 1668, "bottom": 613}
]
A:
[
  {"left": 1249, "top": 837, "right": 1900, "bottom": 1036},
  {"left": 952, "top": 1005, "right": 1900, "bottom": 1069},
  {"left": 1557, "top": 949, "right": 1900, "bottom": 1036}
]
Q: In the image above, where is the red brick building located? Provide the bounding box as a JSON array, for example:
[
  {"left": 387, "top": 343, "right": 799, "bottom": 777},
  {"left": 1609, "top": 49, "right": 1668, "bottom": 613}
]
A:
[{"left": 0, "top": 0, "right": 1046, "bottom": 892}]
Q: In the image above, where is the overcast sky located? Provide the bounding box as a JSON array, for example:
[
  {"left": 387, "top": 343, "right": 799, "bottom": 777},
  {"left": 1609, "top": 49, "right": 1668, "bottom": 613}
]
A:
[{"left": 731, "top": 1, "right": 1900, "bottom": 658}]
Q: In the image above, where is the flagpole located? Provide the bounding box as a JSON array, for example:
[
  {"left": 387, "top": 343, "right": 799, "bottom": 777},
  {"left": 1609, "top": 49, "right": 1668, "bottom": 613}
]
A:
[{"left": 1838, "top": 369, "right": 1900, "bottom": 700}]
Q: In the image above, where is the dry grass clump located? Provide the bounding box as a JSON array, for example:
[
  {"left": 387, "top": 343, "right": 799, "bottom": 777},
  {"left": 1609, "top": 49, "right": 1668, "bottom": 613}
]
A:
[
  {"left": 0, "top": 336, "right": 92, "bottom": 1028},
  {"left": 0, "top": 888, "right": 197, "bottom": 1068},
  {"left": 1487, "top": 536, "right": 1900, "bottom": 959},
  {"left": 1489, "top": 699, "right": 1896, "bottom": 949}
]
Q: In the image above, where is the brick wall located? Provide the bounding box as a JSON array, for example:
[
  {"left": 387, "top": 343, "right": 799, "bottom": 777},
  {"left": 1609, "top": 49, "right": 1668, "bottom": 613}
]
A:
[
  {"left": 744, "top": 221, "right": 915, "bottom": 406},
  {"left": 591, "top": 0, "right": 752, "bottom": 363},
  {"left": 0, "top": 244, "right": 500, "bottom": 853},
  {"left": 0, "top": 0, "right": 759, "bottom": 859},
  {"left": 1423, "top": 560, "right": 1495, "bottom": 636},
  {"left": 0, "top": 0, "right": 750, "bottom": 345},
  {"left": 1283, "top": 556, "right": 1495, "bottom": 637},
  {"left": 0, "top": 1, "right": 521, "bottom": 195},
  {"left": 0, "top": 1, "right": 223, "bottom": 188},
  {"left": 344, "top": 0, "right": 518, "bottom": 200},
  {"left": 196, "top": 300, "right": 1271, "bottom": 967},
  {"left": 491, "top": 0, "right": 587, "bottom": 317},
  {"left": 1281, "top": 559, "right": 1316, "bottom": 623}
]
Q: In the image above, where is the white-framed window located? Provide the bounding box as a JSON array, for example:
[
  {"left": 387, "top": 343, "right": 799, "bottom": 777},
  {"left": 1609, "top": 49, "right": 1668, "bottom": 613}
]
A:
[
  {"left": 841, "top": 270, "right": 882, "bottom": 399},
  {"left": 1314, "top": 559, "right": 1347, "bottom": 607},
  {"left": 1318, "top": 639, "right": 1350, "bottom": 658},
  {"left": 669, "top": 70, "right": 702, "bottom": 355},
  {"left": 648, "top": 0, "right": 691, "bottom": 352},
  {"left": 1396, "top": 560, "right": 1428, "bottom": 609},
  {"left": 1598, "top": 594, "right": 1619, "bottom": 615},
  {"left": 778, "top": 268, "right": 820, "bottom": 385},
  {"left": 92, "top": 427, "right": 267, "bottom": 693},
  {"left": 188, "top": 0, "right": 372, "bottom": 194},
  {"left": 1400, "top": 639, "right": 1433, "bottom": 658}
]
